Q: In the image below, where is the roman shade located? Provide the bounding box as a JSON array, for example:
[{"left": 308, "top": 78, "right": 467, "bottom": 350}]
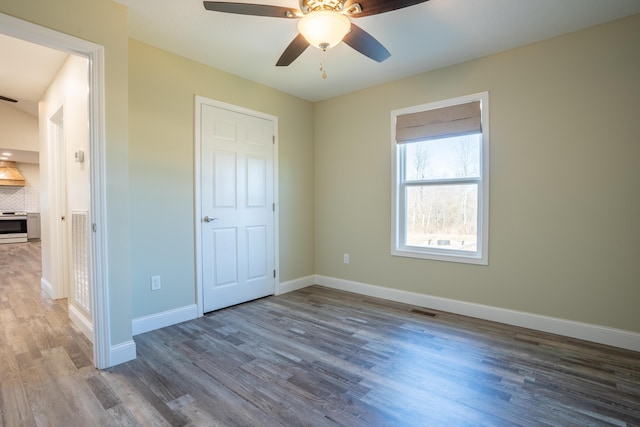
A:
[{"left": 396, "top": 100, "right": 481, "bottom": 144}]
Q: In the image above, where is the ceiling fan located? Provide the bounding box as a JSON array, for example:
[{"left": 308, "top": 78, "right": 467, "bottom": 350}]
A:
[{"left": 203, "top": 0, "right": 429, "bottom": 67}]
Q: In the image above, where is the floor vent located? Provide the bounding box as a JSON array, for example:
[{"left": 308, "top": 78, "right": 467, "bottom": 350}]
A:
[{"left": 410, "top": 308, "right": 438, "bottom": 317}]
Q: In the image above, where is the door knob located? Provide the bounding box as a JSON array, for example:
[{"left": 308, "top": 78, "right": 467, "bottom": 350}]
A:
[{"left": 203, "top": 216, "right": 219, "bottom": 223}]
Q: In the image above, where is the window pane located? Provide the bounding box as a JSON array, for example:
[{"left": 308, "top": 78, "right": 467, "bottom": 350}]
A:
[
  {"left": 404, "top": 134, "right": 481, "bottom": 181},
  {"left": 405, "top": 184, "right": 478, "bottom": 252}
]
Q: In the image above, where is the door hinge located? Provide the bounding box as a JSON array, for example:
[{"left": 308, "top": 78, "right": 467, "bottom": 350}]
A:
[
  {"left": 272, "top": 135, "right": 275, "bottom": 144},
  {"left": 273, "top": 270, "right": 276, "bottom": 278},
  {"left": 92, "top": 223, "right": 97, "bottom": 232},
  {"left": 273, "top": 203, "right": 275, "bottom": 212}
]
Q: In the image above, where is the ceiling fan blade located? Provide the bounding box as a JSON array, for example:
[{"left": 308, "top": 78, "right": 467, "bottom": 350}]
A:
[
  {"left": 345, "top": 0, "right": 429, "bottom": 17},
  {"left": 0, "top": 95, "right": 18, "bottom": 103},
  {"left": 203, "top": 1, "right": 299, "bottom": 18},
  {"left": 276, "top": 33, "right": 310, "bottom": 66},
  {"left": 342, "top": 24, "right": 390, "bottom": 62}
]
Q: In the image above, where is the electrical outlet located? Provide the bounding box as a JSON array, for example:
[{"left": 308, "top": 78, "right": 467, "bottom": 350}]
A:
[
  {"left": 343, "top": 253, "right": 350, "bottom": 264},
  {"left": 151, "top": 275, "right": 161, "bottom": 291}
]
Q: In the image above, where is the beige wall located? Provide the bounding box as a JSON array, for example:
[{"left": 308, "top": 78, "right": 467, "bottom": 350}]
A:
[
  {"left": 314, "top": 14, "right": 640, "bottom": 332},
  {"left": 1, "top": 0, "right": 132, "bottom": 345},
  {"left": 0, "top": 102, "right": 38, "bottom": 151},
  {"left": 128, "top": 40, "right": 315, "bottom": 318},
  {"left": 2, "top": 0, "right": 637, "bottom": 356},
  {"left": 16, "top": 163, "right": 39, "bottom": 189}
]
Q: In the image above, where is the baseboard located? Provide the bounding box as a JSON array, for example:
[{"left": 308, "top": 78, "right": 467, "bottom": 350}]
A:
[
  {"left": 68, "top": 304, "right": 94, "bottom": 344},
  {"left": 110, "top": 340, "right": 136, "bottom": 367},
  {"left": 314, "top": 275, "right": 640, "bottom": 353},
  {"left": 41, "top": 277, "right": 53, "bottom": 298},
  {"left": 276, "top": 275, "right": 315, "bottom": 295},
  {"left": 132, "top": 304, "right": 198, "bottom": 336}
]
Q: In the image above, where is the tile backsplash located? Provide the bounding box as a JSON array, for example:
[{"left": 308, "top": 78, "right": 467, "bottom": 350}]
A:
[{"left": 0, "top": 186, "right": 40, "bottom": 212}]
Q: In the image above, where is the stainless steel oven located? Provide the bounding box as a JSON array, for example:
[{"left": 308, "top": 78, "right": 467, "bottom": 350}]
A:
[{"left": 0, "top": 212, "right": 28, "bottom": 244}]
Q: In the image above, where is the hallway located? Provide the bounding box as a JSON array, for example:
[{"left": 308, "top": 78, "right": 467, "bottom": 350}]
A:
[{"left": 0, "top": 241, "right": 95, "bottom": 425}]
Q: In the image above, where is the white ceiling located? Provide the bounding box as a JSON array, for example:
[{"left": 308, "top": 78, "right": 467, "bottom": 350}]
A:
[
  {"left": 114, "top": 0, "right": 640, "bottom": 102},
  {"left": 0, "top": 33, "right": 68, "bottom": 162},
  {"left": 0, "top": 33, "right": 69, "bottom": 116},
  {"left": 0, "top": 33, "right": 69, "bottom": 163},
  {"left": 0, "top": 0, "right": 639, "bottom": 109}
]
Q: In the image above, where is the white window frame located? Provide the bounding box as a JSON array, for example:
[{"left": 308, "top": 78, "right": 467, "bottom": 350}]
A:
[{"left": 391, "top": 92, "right": 489, "bottom": 265}]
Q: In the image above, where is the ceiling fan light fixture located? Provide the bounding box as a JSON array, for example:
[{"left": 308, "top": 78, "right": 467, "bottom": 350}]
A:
[{"left": 297, "top": 10, "right": 351, "bottom": 50}]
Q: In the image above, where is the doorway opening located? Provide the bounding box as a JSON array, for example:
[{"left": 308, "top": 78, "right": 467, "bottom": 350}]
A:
[{"left": 0, "top": 13, "right": 110, "bottom": 368}]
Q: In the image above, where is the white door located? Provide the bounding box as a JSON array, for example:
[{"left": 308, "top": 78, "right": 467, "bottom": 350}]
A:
[
  {"left": 50, "top": 106, "right": 71, "bottom": 300},
  {"left": 199, "top": 101, "right": 276, "bottom": 312}
]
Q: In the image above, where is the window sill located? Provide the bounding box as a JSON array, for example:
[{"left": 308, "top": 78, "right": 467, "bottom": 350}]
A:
[{"left": 391, "top": 247, "right": 488, "bottom": 265}]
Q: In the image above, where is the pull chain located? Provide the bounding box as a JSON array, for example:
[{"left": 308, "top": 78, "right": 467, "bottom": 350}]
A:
[
  {"left": 319, "top": 43, "right": 328, "bottom": 79},
  {"left": 320, "top": 62, "right": 327, "bottom": 79}
]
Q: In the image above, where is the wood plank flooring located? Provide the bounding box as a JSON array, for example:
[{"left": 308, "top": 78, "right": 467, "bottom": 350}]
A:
[{"left": 1, "top": 241, "right": 640, "bottom": 426}]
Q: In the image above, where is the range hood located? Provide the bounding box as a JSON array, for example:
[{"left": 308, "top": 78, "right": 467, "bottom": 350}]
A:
[{"left": 0, "top": 161, "right": 26, "bottom": 187}]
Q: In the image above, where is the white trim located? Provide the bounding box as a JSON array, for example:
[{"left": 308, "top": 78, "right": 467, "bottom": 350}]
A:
[
  {"left": 41, "top": 277, "right": 54, "bottom": 298},
  {"left": 69, "top": 304, "right": 94, "bottom": 344},
  {"left": 194, "top": 96, "right": 280, "bottom": 317},
  {"left": 109, "top": 340, "right": 136, "bottom": 367},
  {"left": 273, "top": 116, "right": 280, "bottom": 300},
  {"left": 0, "top": 13, "right": 110, "bottom": 369},
  {"left": 87, "top": 38, "right": 111, "bottom": 370},
  {"left": 194, "top": 97, "right": 204, "bottom": 317},
  {"left": 314, "top": 275, "right": 640, "bottom": 352},
  {"left": 276, "top": 275, "right": 315, "bottom": 295},
  {"left": 132, "top": 304, "right": 198, "bottom": 336}
]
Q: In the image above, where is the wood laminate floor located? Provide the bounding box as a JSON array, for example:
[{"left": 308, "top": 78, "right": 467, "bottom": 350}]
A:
[{"left": 1, "top": 241, "right": 639, "bottom": 426}]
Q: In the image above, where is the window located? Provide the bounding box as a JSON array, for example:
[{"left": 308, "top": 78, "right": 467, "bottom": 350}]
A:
[{"left": 391, "top": 92, "right": 489, "bottom": 265}]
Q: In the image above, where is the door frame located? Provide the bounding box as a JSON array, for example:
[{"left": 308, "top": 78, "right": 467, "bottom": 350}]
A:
[
  {"left": 0, "top": 13, "right": 110, "bottom": 369},
  {"left": 194, "top": 96, "right": 280, "bottom": 317}
]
